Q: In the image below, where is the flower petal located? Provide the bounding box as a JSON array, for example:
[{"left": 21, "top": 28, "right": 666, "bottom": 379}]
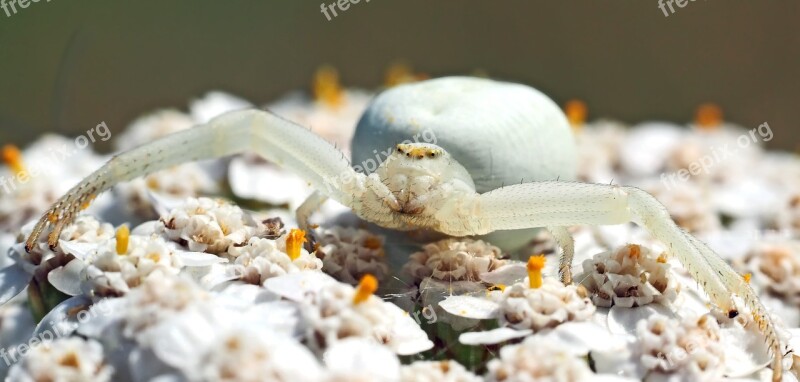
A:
[
  {"left": 47, "top": 259, "right": 86, "bottom": 296},
  {"left": 459, "top": 327, "right": 532, "bottom": 345},
  {"left": 263, "top": 271, "right": 338, "bottom": 302},
  {"left": 176, "top": 251, "right": 228, "bottom": 266},
  {"left": 0, "top": 263, "right": 30, "bottom": 305},
  {"left": 32, "top": 295, "right": 92, "bottom": 339},
  {"left": 439, "top": 295, "right": 500, "bottom": 320},
  {"left": 480, "top": 263, "right": 527, "bottom": 285},
  {"left": 607, "top": 304, "right": 676, "bottom": 337}
]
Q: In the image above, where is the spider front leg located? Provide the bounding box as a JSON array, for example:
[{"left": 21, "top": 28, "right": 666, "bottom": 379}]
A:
[
  {"left": 26, "top": 109, "right": 365, "bottom": 251},
  {"left": 466, "top": 181, "right": 782, "bottom": 380},
  {"left": 546, "top": 226, "right": 574, "bottom": 284}
]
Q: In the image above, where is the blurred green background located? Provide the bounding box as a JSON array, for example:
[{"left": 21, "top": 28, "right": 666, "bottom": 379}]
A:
[{"left": 0, "top": 1, "right": 797, "bottom": 151}]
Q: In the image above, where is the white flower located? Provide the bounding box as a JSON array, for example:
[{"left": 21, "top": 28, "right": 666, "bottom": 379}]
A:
[
  {"left": 635, "top": 314, "right": 725, "bottom": 380},
  {"left": 323, "top": 338, "right": 402, "bottom": 381},
  {"left": 218, "top": 235, "right": 322, "bottom": 286},
  {"left": 403, "top": 238, "right": 506, "bottom": 284},
  {"left": 440, "top": 277, "right": 597, "bottom": 345},
  {"left": 399, "top": 360, "right": 481, "bottom": 382},
  {"left": 195, "top": 327, "right": 323, "bottom": 382},
  {"left": 577, "top": 244, "right": 678, "bottom": 308},
  {"left": 496, "top": 279, "right": 595, "bottom": 332},
  {"left": 735, "top": 240, "right": 800, "bottom": 306},
  {"left": 485, "top": 336, "right": 593, "bottom": 382},
  {"left": 317, "top": 226, "right": 389, "bottom": 285},
  {"left": 264, "top": 272, "right": 433, "bottom": 355},
  {"left": 156, "top": 197, "right": 265, "bottom": 254},
  {"left": 619, "top": 122, "right": 685, "bottom": 177},
  {"left": 7, "top": 337, "right": 113, "bottom": 382}
]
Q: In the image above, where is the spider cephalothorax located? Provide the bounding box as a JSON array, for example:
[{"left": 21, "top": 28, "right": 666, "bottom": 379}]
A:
[{"left": 370, "top": 143, "right": 475, "bottom": 215}]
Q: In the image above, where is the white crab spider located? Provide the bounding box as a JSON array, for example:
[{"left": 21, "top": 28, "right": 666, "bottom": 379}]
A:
[{"left": 24, "top": 77, "right": 782, "bottom": 379}]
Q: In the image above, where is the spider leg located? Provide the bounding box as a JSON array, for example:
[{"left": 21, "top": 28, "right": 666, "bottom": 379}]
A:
[
  {"left": 546, "top": 226, "right": 574, "bottom": 284},
  {"left": 26, "top": 109, "right": 364, "bottom": 251},
  {"left": 297, "top": 191, "right": 329, "bottom": 250},
  {"left": 473, "top": 181, "right": 782, "bottom": 380}
]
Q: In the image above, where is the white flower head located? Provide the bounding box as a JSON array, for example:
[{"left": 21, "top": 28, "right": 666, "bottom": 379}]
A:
[
  {"left": 400, "top": 360, "right": 481, "bottom": 382},
  {"left": 497, "top": 278, "right": 595, "bottom": 332},
  {"left": 485, "top": 336, "right": 593, "bottom": 382},
  {"left": 265, "top": 272, "right": 433, "bottom": 355},
  {"left": 81, "top": 234, "right": 186, "bottom": 297},
  {"left": 634, "top": 314, "right": 725, "bottom": 380},
  {"left": 7, "top": 337, "right": 113, "bottom": 382},
  {"left": 736, "top": 240, "right": 800, "bottom": 306},
  {"left": 223, "top": 234, "right": 322, "bottom": 285},
  {"left": 316, "top": 226, "right": 389, "bottom": 285},
  {"left": 196, "top": 327, "right": 323, "bottom": 382},
  {"left": 156, "top": 197, "right": 265, "bottom": 254},
  {"left": 578, "top": 244, "right": 678, "bottom": 308},
  {"left": 403, "top": 238, "right": 506, "bottom": 284}
]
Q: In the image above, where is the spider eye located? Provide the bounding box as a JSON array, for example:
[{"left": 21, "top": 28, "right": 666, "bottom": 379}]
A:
[
  {"left": 406, "top": 153, "right": 410, "bottom": 157},
  {"left": 397, "top": 147, "right": 403, "bottom": 153},
  {"left": 428, "top": 152, "right": 436, "bottom": 158}
]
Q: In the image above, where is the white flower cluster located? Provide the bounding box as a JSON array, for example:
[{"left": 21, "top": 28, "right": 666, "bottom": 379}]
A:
[
  {"left": 226, "top": 235, "right": 322, "bottom": 285},
  {"left": 156, "top": 197, "right": 265, "bottom": 254},
  {"left": 578, "top": 244, "right": 677, "bottom": 308},
  {"left": 635, "top": 314, "right": 725, "bottom": 380},
  {"left": 404, "top": 238, "right": 506, "bottom": 283},
  {"left": 316, "top": 226, "right": 389, "bottom": 285},
  {"left": 737, "top": 240, "right": 800, "bottom": 306},
  {"left": 399, "top": 360, "right": 482, "bottom": 382},
  {"left": 292, "top": 275, "right": 432, "bottom": 355},
  {"left": 80, "top": 235, "right": 184, "bottom": 297},
  {"left": 486, "top": 336, "right": 593, "bottom": 382},
  {"left": 6, "top": 337, "right": 113, "bottom": 382},
  {"left": 497, "top": 279, "right": 595, "bottom": 332}
]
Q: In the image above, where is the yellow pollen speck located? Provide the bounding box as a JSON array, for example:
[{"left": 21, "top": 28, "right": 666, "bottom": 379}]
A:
[
  {"left": 657, "top": 252, "right": 668, "bottom": 263},
  {"left": 58, "top": 352, "right": 80, "bottom": 368},
  {"left": 743, "top": 273, "right": 752, "bottom": 284},
  {"left": 1, "top": 144, "right": 25, "bottom": 176},
  {"left": 145, "top": 253, "right": 161, "bottom": 262},
  {"left": 285, "top": 229, "right": 307, "bottom": 261},
  {"left": 363, "top": 236, "right": 382, "bottom": 250},
  {"left": 628, "top": 244, "right": 641, "bottom": 259},
  {"left": 116, "top": 226, "right": 130, "bottom": 255},
  {"left": 353, "top": 274, "right": 378, "bottom": 305},
  {"left": 564, "top": 99, "right": 587, "bottom": 129},
  {"left": 695, "top": 103, "right": 723, "bottom": 130},
  {"left": 527, "top": 255, "right": 545, "bottom": 289},
  {"left": 313, "top": 65, "right": 343, "bottom": 108}
]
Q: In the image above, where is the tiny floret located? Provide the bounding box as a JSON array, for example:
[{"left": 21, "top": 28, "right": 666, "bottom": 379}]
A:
[
  {"left": 353, "top": 274, "right": 378, "bottom": 304},
  {"left": 285, "top": 228, "right": 307, "bottom": 261},
  {"left": 115, "top": 225, "right": 130, "bottom": 255}
]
